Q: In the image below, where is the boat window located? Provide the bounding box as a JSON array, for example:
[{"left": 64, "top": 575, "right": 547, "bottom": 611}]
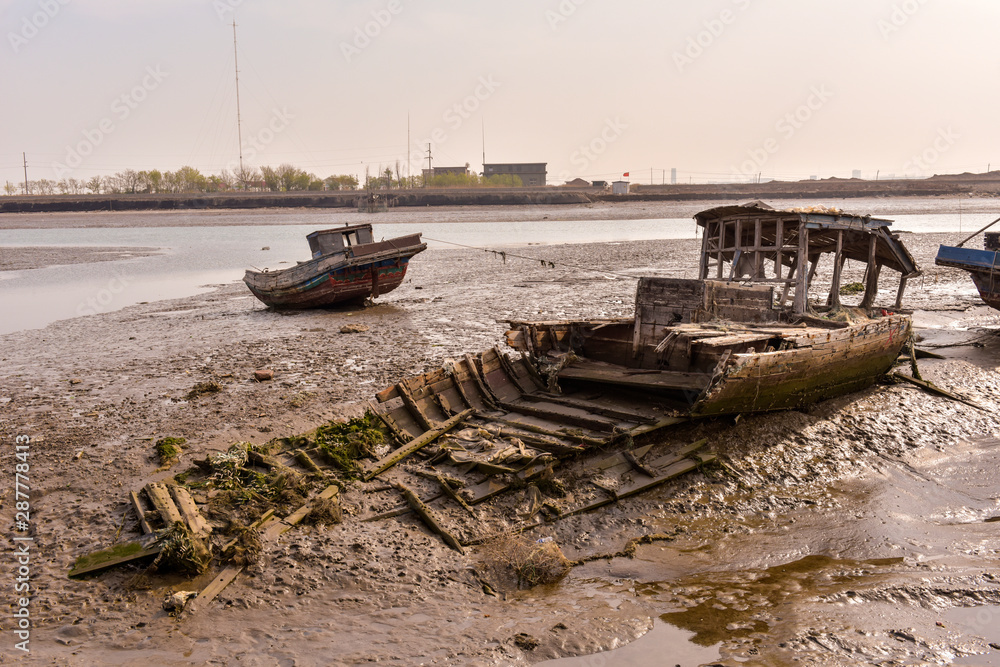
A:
[{"left": 344, "top": 231, "right": 359, "bottom": 246}]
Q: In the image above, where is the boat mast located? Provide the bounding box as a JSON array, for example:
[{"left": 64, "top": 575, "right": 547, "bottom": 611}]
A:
[{"left": 233, "top": 20, "right": 245, "bottom": 187}]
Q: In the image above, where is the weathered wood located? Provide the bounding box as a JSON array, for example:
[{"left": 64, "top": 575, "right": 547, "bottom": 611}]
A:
[
  {"left": 397, "top": 382, "right": 436, "bottom": 431},
  {"left": 363, "top": 409, "right": 473, "bottom": 481},
  {"left": 144, "top": 482, "right": 183, "bottom": 526},
  {"left": 890, "top": 372, "right": 988, "bottom": 412},
  {"left": 395, "top": 483, "right": 466, "bottom": 554},
  {"left": 465, "top": 353, "right": 501, "bottom": 408},
  {"left": 478, "top": 413, "right": 605, "bottom": 447},
  {"left": 559, "top": 360, "right": 710, "bottom": 392},
  {"left": 495, "top": 348, "right": 529, "bottom": 395},
  {"left": 68, "top": 541, "right": 161, "bottom": 578},
  {"left": 436, "top": 475, "right": 475, "bottom": 516},
  {"left": 129, "top": 490, "right": 153, "bottom": 535},
  {"left": 829, "top": 230, "right": 844, "bottom": 308},
  {"left": 499, "top": 399, "right": 619, "bottom": 432},
  {"left": 623, "top": 450, "right": 657, "bottom": 478},
  {"left": 167, "top": 485, "right": 212, "bottom": 538},
  {"left": 519, "top": 393, "right": 658, "bottom": 424},
  {"left": 367, "top": 400, "right": 409, "bottom": 445},
  {"left": 279, "top": 485, "right": 339, "bottom": 530},
  {"left": 465, "top": 458, "right": 556, "bottom": 504}
]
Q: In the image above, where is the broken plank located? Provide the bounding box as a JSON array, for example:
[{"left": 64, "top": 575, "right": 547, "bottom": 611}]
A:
[
  {"left": 397, "top": 382, "right": 436, "bottom": 431},
  {"left": 559, "top": 360, "right": 711, "bottom": 392},
  {"left": 478, "top": 412, "right": 606, "bottom": 447},
  {"left": 561, "top": 452, "right": 716, "bottom": 519},
  {"left": 499, "top": 399, "right": 620, "bottom": 432},
  {"left": 519, "top": 393, "right": 659, "bottom": 424},
  {"left": 465, "top": 353, "right": 501, "bottom": 408},
  {"left": 889, "top": 372, "right": 988, "bottom": 412},
  {"left": 129, "top": 490, "right": 153, "bottom": 535},
  {"left": 68, "top": 541, "right": 161, "bottom": 578},
  {"left": 395, "top": 483, "right": 466, "bottom": 554},
  {"left": 144, "top": 482, "right": 183, "bottom": 526},
  {"left": 364, "top": 409, "right": 473, "bottom": 481},
  {"left": 465, "top": 458, "right": 556, "bottom": 505},
  {"left": 167, "top": 485, "right": 212, "bottom": 537}
]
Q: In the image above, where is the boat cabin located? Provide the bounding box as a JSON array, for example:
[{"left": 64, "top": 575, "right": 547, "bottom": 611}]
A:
[
  {"left": 306, "top": 224, "right": 375, "bottom": 259},
  {"left": 696, "top": 202, "right": 921, "bottom": 314}
]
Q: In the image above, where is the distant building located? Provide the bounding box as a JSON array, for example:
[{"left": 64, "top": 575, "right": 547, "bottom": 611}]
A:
[
  {"left": 563, "top": 178, "right": 590, "bottom": 187},
  {"left": 852, "top": 169, "right": 862, "bottom": 179},
  {"left": 592, "top": 180, "right": 608, "bottom": 188},
  {"left": 670, "top": 168, "right": 677, "bottom": 185},
  {"left": 433, "top": 165, "right": 470, "bottom": 177},
  {"left": 612, "top": 180, "right": 630, "bottom": 195},
  {"left": 483, "top": 163, "right": 547, "bottom": 187}
]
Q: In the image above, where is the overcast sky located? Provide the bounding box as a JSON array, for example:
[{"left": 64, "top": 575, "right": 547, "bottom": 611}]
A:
[{"left": 2, "top": 0, "right": 997, "bottom": 186}]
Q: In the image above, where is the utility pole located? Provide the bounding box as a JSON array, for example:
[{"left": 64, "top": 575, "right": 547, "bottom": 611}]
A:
[
  {"left": 232, "top": 20, "right": 245, "bottom": 187},
  {"left": 407, "top": 113, "right": 410, "bottom": 186},
  {"left": 22, "top": 152, "right": 28, "bottom": 195},
  {"left": 481, "top": 119, "right": 486, "bottom": 175},
  {"left": 425, "top": 143, "right": 432, "bottom": 187}
]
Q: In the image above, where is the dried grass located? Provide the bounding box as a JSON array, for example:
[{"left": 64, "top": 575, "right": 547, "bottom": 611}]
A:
[{"left": 478, "top": 532, "right": 570, "bottom": 590}]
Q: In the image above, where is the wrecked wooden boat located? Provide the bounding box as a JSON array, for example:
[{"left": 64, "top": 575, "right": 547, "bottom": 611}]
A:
[
  {"left": 243, "top": 223, "right": 426, "bottom": 308},
  {"left": 935, "top": 229, "right": 1000, "bottom": 310},
  {"left": 505, "top": 203, "right": 920, "bottom": 417}
]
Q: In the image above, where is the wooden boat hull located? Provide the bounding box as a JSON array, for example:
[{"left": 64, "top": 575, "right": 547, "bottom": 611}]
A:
[
  {"left": 506, "top": 278, "right": 912, "bottom": 418},
  {"left": 244, "top": 234, "right": 426, "bottom": 309},
  {"left": 935, "top": 244, "right": 1000, "bottom": 310}
]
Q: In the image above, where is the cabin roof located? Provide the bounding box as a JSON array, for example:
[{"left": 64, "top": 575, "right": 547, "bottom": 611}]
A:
[
  {"left": 695, "top": 201, "right": 919, "bottom": 277},
  {"left": 306, "top": 223, "right": 373, "bottom": 239},
  {"left": 695, "top": 201, "right": 894, "bottom": 229}
]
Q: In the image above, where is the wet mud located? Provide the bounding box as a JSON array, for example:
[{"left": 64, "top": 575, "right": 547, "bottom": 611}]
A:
[{"left": 1, "top": 224, "right": 999, "bottom": 665}]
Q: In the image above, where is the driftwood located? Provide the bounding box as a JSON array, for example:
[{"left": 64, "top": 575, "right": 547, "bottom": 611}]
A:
[
  {"left": 363, "top": 409, "right": 473, "bottom": 481},
  {"left": 394, "top": 483, "right": 466, "bottom": 555},
  {"left": 890, "top": 372, "right": 989, "bottom": 412}
]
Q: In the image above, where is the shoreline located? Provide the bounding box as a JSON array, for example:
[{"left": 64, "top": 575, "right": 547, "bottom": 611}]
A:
[{"left": 3, "top": 222, "right": 1000, "bottom": 664}]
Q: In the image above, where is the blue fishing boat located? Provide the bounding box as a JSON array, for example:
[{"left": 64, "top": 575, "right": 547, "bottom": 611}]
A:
[{"left": 935, "top": 220, "right": 1000, "bottom": 310}]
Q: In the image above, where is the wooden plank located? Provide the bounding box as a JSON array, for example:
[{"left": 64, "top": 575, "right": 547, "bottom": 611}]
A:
[
  {"left": 129, "top": 490, "right": 153, "bottom": 535},
  {"left": 519, "top": 393, "right": 658, "bottom": 424},
  {"left": 68, "top": 541, "right": 161, "bottom": 578},
  {"left": 363, "top": 409, "right": 473, "bottom": 481},
  {"left": 367, "top": 400, "right": 409, "bottom": 446},
  {"left": 495, "top": 347, "right": 529, "bottom": 395},
  {"left": 397, "top": 382, "right": 436, "bottom": 431},
  {"left": 144, "top": 482, "right": 183, "bottom": 526},
  {"left": 167, "top": 485, "right": 212, "bottom": 537},
  {"left": 558, "top": 360, "right": 710, "bottom": 392},
  {"left": 395, "top": 483, "right": 465, "bottom": 554},
  {"left": 499, "top": 399, "right": 619, "bottom": 432},
  {"left": 480, "top": 413, "right": 605, "bottom": 447},
  {"left": 277, "top": 485, "right": 340, "bottom": 532},
  {"left": 890, "top": 372, "right": 988, "bottom": 412},
  {"left": 466, "top": 458, "right": 556, "bottom": 504},
  {"left": 465, "top": 353, "right": 501, "bottom": 408}
]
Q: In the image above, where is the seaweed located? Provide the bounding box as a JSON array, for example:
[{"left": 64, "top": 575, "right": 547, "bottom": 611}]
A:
[
  {"left": 155, "top": 437, "right": 186, "bottom": 465},
  {"left": 313, "top": 412, "right": 386, "bottom": 479}
]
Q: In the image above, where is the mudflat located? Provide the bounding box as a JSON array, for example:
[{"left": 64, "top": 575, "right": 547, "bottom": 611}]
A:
[{"left": 2, "top": 209, "right": 1000, "bottom": 665}]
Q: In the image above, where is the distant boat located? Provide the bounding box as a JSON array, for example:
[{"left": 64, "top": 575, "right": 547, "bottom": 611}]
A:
[
  {"left": 243, "top": 223, "right": 426, "bottom": 309},
  {"left": 935, "top": 221, "right": 1000, "bottom": 310}
]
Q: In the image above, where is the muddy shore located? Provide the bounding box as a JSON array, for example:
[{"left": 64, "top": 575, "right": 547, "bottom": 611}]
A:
[{"left": 2, "top": 217, "right": 1000, "bottom": 665}]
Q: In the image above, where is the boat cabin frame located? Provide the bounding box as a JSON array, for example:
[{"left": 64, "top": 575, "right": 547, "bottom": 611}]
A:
[
  {"left": 307, "top": 224, "right": 376, "bottom": 259},
  {"left": 696, "top": 202, "right": 921, "bottom": 314}
]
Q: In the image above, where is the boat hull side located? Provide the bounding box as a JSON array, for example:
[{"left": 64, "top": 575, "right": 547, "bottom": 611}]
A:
[
  {"left": 246, "top": 257, "right": 411, "bottom": 309},
  {"left": 691, "top": 316, "right": 911, "bottom": 416}
]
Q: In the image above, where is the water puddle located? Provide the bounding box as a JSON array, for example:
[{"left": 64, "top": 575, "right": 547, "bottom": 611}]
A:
[
  {"left": 947, "top": 604, "right": 1000, "bottom": 665},
  {"left": 538, "top": 620, "right": 720, "bottom": 666}
]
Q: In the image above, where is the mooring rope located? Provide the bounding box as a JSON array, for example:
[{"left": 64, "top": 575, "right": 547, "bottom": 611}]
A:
[{"left": 422, "top": 236, "right": 643, "bottom": 280}]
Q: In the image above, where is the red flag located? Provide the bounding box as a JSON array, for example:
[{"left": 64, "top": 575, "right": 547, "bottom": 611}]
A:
[{"left": 623, "top": 172, "right": 629, "bottom": 177}]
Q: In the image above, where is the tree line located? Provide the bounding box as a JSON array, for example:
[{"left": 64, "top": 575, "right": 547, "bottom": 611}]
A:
[{"left": 4, "top": 161, "right": 524, "bottom": 196}]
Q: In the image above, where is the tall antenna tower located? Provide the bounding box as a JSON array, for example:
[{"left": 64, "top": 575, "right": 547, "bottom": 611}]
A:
[{"left": 232, "top": 20, "right": 245, "bottom": 186}]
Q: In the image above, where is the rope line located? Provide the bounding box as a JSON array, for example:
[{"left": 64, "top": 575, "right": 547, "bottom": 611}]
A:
[{"left": 422, "top": 236, "right": 643, "bottom": 280}]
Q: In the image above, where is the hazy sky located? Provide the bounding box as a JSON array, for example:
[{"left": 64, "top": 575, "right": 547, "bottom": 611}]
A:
[{"left": 3, "top": 0, "right": 998, "bottom": 186}]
